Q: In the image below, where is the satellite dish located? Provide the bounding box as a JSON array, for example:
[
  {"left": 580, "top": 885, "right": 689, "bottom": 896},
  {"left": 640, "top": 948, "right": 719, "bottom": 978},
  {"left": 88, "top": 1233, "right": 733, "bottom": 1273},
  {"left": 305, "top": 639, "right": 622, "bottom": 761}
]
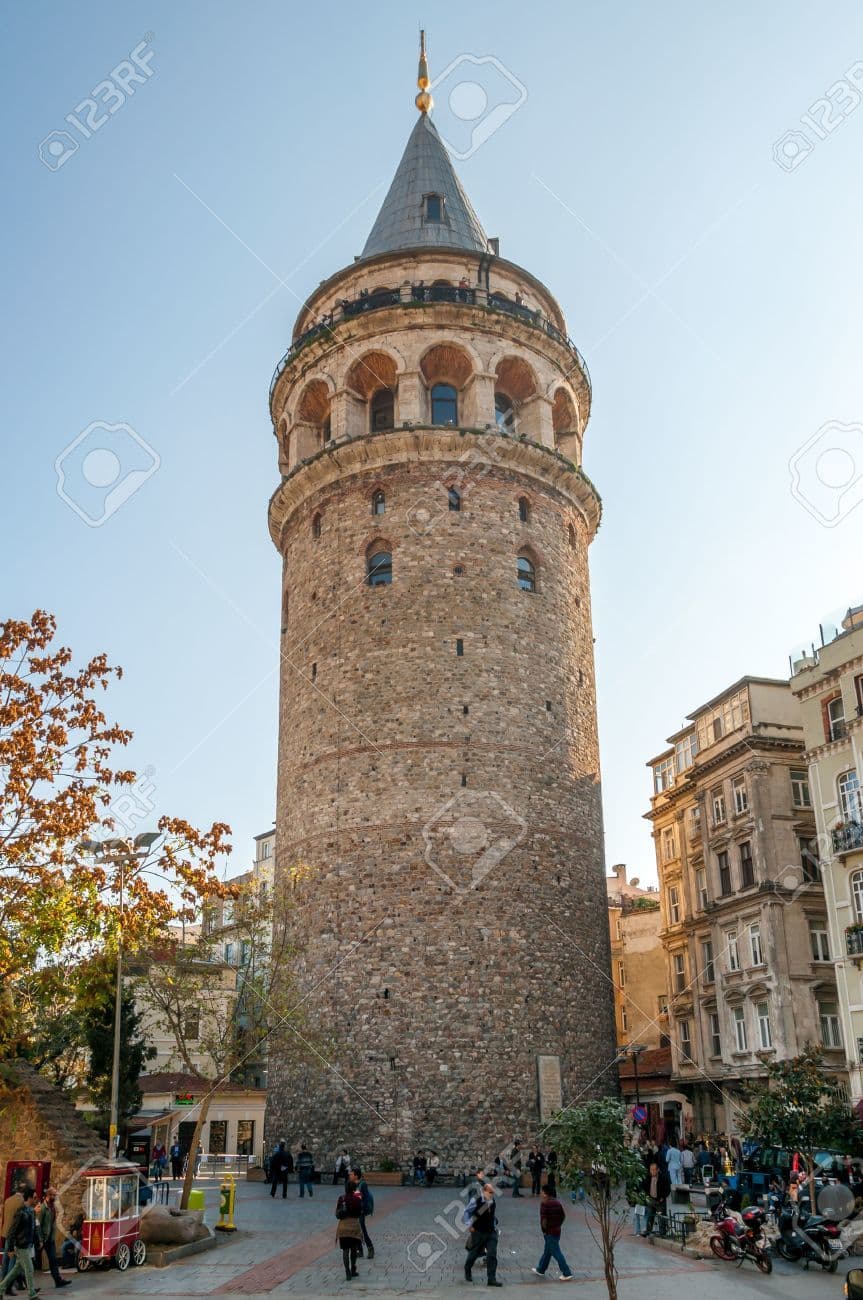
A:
[{"left": 817, "top": 1182, "right": 855, "bottom": 1221}]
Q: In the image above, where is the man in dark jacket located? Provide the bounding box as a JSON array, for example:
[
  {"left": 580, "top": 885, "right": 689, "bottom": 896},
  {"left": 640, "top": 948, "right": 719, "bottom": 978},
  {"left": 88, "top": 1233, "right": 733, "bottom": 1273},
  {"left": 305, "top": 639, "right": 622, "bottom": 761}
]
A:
[
  {"left": 349, "top": 1169, "right": 375, "bottom": 1260},
  {"left": 169, "top": 1139, "right": 183, "bottom": 1180},
  {"left": 296, "top": 1145, "right": 314, "bottom": 1198},
  {"left": 464, "top": 1184, "right": 502, "bottom": 1287},
  {"left": 641, "top": 1161, "right": 671, "bottom": 1237},
  {"left": 1, "top": 1188, "right": 40, "bottom": 1299},
  {"left": 532, "top": 1182, "right": 574, "bottom": 1280},
  {"left": 269, "top": 1142, "right": 293, "bottom": 1199},
  {"left": 36, "top": 1190, "right": 70, "bottom": 1289},
  {"left": 528, "top": 1148, "right": 546, "bottom": 1196}
]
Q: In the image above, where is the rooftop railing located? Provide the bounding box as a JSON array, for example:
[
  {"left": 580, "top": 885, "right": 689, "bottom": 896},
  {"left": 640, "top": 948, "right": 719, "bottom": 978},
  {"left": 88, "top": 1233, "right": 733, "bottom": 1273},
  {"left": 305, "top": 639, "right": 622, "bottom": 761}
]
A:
[{"left": 269, "top": 285, "right": 591, "bottom": 399}]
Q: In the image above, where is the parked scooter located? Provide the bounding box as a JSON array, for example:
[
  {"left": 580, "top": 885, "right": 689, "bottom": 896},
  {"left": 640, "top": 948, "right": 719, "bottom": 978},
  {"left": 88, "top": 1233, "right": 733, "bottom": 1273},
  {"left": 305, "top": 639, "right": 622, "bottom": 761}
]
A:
[
  {"left": 710, "top": 1200, "right": 772, "bottom": 1274},
  {"left": 776, "top": 1201, "right": 846, "bottom": 1273}
]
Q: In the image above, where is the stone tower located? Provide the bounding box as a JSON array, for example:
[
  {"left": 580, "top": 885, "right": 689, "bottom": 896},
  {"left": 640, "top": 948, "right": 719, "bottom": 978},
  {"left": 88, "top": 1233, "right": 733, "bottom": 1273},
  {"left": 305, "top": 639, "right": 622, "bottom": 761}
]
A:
[{"left": 265, "top": 45, "right": 616, "bottom": 1167}]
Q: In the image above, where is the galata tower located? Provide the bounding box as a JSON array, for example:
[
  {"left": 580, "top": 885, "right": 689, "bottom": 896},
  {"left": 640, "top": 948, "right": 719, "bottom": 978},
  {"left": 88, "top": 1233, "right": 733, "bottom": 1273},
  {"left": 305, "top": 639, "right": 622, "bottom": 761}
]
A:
[{"left": 265, "top": 38, "right": 616, "bottom": 1167}]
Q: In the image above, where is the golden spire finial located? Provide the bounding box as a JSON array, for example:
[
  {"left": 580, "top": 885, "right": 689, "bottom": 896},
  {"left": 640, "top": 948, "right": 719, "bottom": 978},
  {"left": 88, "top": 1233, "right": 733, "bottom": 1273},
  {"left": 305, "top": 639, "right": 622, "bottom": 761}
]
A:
[{"left": 416, "top": 30, "right": 433, "bottom": 114}]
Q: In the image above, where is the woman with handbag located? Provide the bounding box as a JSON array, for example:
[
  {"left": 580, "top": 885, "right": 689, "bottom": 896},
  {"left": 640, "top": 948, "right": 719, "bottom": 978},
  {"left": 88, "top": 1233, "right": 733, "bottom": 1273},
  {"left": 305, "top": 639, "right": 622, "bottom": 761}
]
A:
[{"left": 335, "top": 1187, "right": 363, "bottom": 1281}]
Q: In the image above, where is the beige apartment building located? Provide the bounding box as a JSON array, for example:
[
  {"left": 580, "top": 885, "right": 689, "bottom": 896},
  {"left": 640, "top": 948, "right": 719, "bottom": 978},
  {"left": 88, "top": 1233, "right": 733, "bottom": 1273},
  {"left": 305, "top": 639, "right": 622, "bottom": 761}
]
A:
[
  {"left": 606, "top": 864, "right": 666, "bottom": 1050},
  {"left": 646, "top": 677, "right": 841, "bottom": 1135},
  {"left": 791, "top": 604, "right": 863, "bottom": 1100}
]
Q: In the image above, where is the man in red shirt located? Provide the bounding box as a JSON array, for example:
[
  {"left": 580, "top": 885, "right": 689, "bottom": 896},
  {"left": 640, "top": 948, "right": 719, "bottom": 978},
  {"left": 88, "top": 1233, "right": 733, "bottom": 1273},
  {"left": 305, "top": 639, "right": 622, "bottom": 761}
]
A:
[{"left": 532, "top": 1183, "right": 574, "bottom": 1280}]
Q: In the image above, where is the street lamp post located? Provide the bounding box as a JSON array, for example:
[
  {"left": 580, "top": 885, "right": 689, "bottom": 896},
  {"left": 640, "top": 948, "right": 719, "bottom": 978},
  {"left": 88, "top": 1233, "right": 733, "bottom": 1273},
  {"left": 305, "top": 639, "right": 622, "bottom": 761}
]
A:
[
  {"left": 80, "top": 832, "right": 159, "bottom": 1159},
  {"left": 622, "top": 1042, "right": 647, "bottom": 1112}
]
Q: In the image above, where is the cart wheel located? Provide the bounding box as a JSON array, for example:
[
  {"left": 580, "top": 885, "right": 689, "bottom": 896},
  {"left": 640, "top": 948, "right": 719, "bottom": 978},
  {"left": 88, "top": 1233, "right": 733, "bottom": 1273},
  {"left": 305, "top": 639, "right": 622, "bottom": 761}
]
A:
[
  {"left": 116, "top": 1243, "right": 131, "bottom": 1271},
  {"left": 76, "top": 1256, "right": 90, "bottom": 1273},
  {"left": 132, "top": 1240, "right": 146, "bottom": 1266}
]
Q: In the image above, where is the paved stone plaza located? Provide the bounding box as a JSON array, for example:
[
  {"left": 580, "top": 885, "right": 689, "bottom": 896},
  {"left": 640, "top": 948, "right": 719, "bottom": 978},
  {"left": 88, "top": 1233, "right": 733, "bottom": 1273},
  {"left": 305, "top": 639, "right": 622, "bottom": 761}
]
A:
[{"left": 52, "top": 1179, "right": 859, "bottom": 1298}]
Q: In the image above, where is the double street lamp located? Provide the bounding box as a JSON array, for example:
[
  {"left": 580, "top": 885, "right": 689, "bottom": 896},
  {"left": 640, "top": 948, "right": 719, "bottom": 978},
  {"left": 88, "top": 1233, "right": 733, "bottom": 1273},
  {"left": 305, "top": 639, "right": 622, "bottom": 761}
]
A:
[
  {"left": 621, "top": 1042, "right": 647, "bottom": 1108},
  {"left": 79, "top": 832, "right": 160, "bottom": 1159}
]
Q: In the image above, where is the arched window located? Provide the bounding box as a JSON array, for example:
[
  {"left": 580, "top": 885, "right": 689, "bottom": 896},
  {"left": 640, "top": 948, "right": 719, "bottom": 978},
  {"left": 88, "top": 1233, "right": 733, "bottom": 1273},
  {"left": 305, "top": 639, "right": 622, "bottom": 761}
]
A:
[
  {"left": 431, "top": 383, "right": 458, "bottom": 425},
  {"left": 517, "top": 555, "right": 536, "bottom": 592},
  {"left": 518, "top": 496, "right": 530, "bottom": 524},
  {"left": 312, "top": 512, "right": 322, "bottom": 539},
  {"left": 370, "top": 388, "right": 395, "bottom": 432},
  {"left": 367, "top": 551, "right": 392, "bottom": 587},
  {"left": 852, "top": 870, "right": 863, "bottom": 922},
  {"left": 371, "top": 490, "right": 386, "bottom": 516},
  {"left": 448, "top": 487, "right": 461, "bottom": 512},
  {"left": 839, "top": 770, "right": 863, "bottom": 822},
  {"left": 495, "top": 392, "right": 516, "bottom": 433}
]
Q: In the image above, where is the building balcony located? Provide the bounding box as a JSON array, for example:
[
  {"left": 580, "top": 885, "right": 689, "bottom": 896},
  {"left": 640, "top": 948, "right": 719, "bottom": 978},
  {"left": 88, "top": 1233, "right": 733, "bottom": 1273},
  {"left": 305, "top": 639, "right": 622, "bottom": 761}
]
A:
[
  {"left": 846, "top": 926, "right": 863, "bottom": 958},
  {"left": 834, "top": 823, "right": 863, "bottom": 856},
  {"left": 270, "top": 285, "right": 591, "bottom": 398}
]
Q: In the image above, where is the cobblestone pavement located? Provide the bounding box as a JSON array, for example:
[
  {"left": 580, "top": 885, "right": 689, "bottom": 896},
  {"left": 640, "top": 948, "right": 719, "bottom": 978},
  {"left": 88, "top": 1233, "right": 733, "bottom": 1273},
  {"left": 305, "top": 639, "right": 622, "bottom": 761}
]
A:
[{"left": 47, "top": 1179, "right": 860, "bottom": 1298}]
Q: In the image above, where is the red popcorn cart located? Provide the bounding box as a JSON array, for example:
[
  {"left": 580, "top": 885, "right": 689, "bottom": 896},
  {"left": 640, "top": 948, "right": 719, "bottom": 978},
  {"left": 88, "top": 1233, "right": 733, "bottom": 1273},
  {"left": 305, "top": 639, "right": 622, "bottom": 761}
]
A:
[{"left": 77, "top": 1162, "right": 146, "bottom": 1271}]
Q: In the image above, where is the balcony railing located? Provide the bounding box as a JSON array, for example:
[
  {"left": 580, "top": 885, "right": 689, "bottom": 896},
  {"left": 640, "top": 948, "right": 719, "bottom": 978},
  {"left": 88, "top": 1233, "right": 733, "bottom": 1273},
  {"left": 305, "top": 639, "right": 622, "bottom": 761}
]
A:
[
  {"left": 269, "top": 285, "right": 592, "bottom": 398},
  {"left": 834, "top": 822, "right": 863, "bottom": 855},
  {"left": 847, "top": 926, "right": 863, "bottom": 957}
]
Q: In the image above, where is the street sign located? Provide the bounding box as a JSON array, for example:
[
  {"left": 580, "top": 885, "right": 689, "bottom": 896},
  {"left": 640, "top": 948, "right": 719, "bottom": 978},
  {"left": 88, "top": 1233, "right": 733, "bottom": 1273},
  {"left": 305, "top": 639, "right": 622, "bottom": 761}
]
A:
[{"left": 632, "top": 1104, "right": 647, "bottom": 1124}]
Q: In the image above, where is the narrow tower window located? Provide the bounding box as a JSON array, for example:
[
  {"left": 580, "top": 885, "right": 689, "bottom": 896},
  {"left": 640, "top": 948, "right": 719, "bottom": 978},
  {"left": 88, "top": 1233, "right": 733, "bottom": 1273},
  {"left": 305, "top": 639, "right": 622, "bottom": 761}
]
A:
[
  {"left": 371, "top": 490, "right": 386, "bottom": 516},
  {"left": 424, "top": 193, "right": 443, "bottom": 223},
  {"left": 495, "top": 392, "right": 516, "bottom": 433},
  {"left": 431, "top": 383, "right": 458, "bottom": 426},
  {"left": 448, "top": 486, "right": 461, "bottom": 512},
  {"left": 367, "top": 551, "right": 392, "bottom": 587},
  {"left": 456, "top": 639, "right": 464, "bottom": 656},
  {"left": 568, "top": 523, "right": 577, "bottom": 549},
  {"left": 518, "top": 497, "right": 530, "bottom": 523},
  {"left": 517, "top": 555, "right": 536, "bottom": 592},
  {"left": 370, "top": 389, "right": 395, "bottom": 432},
  {"left": 312, "top": 512, "right": 322, "bottom": 539}
]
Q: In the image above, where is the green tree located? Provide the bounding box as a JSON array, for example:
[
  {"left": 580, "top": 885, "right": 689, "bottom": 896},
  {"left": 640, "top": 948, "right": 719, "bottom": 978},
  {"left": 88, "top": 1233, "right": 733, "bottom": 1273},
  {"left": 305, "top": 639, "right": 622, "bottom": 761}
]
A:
[
  {"left": 740, "top": 1047, "right": 861, "bottom": 1204},
  {"left": 82, "top": 963, "right": 155, "bottom": 1133},
  {"left": 548, "top": 1098, "right": 645, "bottom": 1300}
]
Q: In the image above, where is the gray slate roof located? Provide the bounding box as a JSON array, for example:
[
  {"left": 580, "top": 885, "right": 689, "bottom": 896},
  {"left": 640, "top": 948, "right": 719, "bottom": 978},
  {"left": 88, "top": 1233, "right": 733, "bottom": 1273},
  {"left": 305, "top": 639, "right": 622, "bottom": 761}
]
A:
[{"left": 362, "top": 114, "right": 490, "bottom": 258}]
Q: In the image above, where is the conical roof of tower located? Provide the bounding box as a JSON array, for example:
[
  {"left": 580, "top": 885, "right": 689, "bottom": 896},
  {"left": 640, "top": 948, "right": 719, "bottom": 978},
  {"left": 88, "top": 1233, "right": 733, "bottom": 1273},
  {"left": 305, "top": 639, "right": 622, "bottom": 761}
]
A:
[{"left": 362, "top": 113, "right": 491, "bottom": 258}]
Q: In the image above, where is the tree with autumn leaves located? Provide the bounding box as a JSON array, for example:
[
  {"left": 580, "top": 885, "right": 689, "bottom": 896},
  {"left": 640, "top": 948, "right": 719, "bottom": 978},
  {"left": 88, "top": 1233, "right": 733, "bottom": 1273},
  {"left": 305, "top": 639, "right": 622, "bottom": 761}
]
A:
[{"left": 0, "top": 609, "right": 232, "bottom": 1062}]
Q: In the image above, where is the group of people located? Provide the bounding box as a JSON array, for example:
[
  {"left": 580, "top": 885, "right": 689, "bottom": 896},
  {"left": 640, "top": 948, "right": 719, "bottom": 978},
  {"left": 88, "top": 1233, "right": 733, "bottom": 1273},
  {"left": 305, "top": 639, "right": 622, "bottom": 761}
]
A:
[
  {"left": 149, "top": 1138, "right": 187, "bottom": 1181},
  {"left": 410, "top": 1150, "right": 440, "bottom": 1186},
  {"left": 460, "top": 1168, "right": 574, "bottom": 1285},
  {"left": 2, "top": 1186, "right": 71, "bottom": 1299},
  {"left": 267, "top": 1142, "right": 315, "bottom": 1198}
]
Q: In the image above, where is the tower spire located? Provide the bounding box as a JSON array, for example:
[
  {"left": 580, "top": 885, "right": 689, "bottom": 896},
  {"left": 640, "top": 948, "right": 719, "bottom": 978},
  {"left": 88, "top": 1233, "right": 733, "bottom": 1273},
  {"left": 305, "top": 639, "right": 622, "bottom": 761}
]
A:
[{"left": 415, "top": 30, "right": 432, "bottom": 114}]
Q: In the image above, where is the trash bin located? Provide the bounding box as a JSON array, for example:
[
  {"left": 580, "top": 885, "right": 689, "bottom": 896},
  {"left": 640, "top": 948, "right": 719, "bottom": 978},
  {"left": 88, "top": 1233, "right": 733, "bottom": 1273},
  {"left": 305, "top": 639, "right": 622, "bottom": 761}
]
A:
[{"left": 187, "top": 1190, "right": 205, "bottom": 1212}]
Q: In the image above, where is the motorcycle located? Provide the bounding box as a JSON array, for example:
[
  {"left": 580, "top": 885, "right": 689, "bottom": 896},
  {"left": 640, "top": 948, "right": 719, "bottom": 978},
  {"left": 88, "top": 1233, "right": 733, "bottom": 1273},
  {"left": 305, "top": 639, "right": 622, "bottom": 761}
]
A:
[
  {"left": 709, "top": 1201, "right": 772, "bottom": 1275},
  {"left": 775, "top": 1201, "right": 846, "bottom": 1273}
]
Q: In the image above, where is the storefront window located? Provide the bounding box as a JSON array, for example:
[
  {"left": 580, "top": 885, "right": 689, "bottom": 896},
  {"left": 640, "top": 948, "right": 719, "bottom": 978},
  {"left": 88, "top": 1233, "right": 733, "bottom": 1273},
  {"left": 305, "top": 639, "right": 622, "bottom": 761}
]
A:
[{"left": 237, "top": 1120, "right": 255, "bottom": 1156}]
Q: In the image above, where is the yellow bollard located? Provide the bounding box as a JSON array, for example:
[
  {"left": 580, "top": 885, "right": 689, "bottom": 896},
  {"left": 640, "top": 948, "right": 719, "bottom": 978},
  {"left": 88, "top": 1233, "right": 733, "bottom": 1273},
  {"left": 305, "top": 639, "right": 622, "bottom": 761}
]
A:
[{"left": 215, "top": 1173, "right": 237, "bottom": 1232}]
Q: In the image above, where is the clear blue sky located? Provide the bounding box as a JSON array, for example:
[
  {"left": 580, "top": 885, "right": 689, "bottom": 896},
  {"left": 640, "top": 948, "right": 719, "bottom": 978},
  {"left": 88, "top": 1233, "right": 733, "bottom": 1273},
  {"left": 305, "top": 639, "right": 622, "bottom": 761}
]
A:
[{"left": 3, "top": 2, "right": 863, "bottom": 885}]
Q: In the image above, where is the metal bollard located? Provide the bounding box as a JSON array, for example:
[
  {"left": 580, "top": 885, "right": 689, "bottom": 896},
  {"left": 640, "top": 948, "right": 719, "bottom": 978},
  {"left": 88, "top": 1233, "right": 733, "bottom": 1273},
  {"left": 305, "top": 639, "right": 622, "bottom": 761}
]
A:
[{"left": 215, "top": 1173, "right": 237, "bottom": 1232}]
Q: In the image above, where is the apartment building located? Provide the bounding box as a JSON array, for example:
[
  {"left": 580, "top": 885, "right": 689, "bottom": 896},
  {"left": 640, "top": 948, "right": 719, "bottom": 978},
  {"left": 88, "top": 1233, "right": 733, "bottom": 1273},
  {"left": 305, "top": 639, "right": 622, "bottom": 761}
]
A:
[
  {"left": 791, "top": 604, "right": 863, "bottom": 1099},
  {"left": 646, "top": 677, "right": 841, "bottom": 1134}
]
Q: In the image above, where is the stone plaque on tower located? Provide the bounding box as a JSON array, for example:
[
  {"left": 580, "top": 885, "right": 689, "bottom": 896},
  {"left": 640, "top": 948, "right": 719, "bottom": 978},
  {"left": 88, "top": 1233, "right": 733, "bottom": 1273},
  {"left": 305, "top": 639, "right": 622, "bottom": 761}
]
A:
[{"left": 537, "top": 1054, "right": 563, "bottom": 1122}]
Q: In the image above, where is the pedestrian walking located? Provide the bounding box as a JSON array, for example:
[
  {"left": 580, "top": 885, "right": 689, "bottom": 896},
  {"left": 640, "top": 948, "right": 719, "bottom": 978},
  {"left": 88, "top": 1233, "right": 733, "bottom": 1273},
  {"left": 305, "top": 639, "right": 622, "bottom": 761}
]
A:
[
  {"left": 411, "top": 1151, "right": 426, "bottom": 1186},
  {"left": 2, "top": 1187, "right": 25, "bottom": 1296},
  {"left": 640, "top": 1161, "right": 671, "bottom": 1237},
  {"left": 297, "top": 1145, "right": 315, "bottom": 1197},
  {"left": 532, "top": 1182, "right": 574, "bottom": 1280},
  {"left": 36, "top": 1190, "right": 69, "bottom": 1290},
  {"left": 528, "top": 1147, "right": 545, "bottom": 1196},
  {"left": 545, "top": 1150, "right": 558, "bottom": 1197},
  {"left": 680, "top": 1144, "right": 695, "bottom": 1185},
  {"left": 665, "top": 1141, "right": 682, "bottom": 1186},
  {"left": 334, "top": 1186, "right": 363, "bottom": 1281},
  {"left": 169, "top": 1138, "right": 183, "bottom": 1180},
  {"left": 1, "top": 1188, "right": 40, "bottom": 1300},
  {"left": 269, "top": 1141, "right": 293, "bottom": 1199},
  {"left": 333, "top": 1151, "right": 351, "bottom": 1185},
  {"left": 464, "top": 1183, "right": 501, "bottom": 1287},
  {"left": 151, "top": 1142, "right": 167, "bottom": 1177},
  {"left": 348, "top": 1169, "right": 374, "bottom": 1259},
  {"left": 426, "top": 1151, "right": 440, "bottom": 1187}
]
